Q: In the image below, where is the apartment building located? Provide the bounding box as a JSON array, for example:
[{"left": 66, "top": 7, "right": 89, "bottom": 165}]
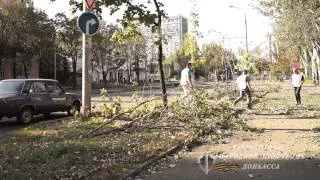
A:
[{"left": 138, "top": 15, "right": 188, "bottom": 80}]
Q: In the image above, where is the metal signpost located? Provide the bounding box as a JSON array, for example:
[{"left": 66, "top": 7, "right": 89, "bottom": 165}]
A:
[{"left": 78, "top": 0, "right": 99, "bottom": 116}]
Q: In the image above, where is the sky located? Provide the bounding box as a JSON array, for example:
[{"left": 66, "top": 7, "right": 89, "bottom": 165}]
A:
[{"left": 33, "top": 0, "right": 273, "bottom": 54}]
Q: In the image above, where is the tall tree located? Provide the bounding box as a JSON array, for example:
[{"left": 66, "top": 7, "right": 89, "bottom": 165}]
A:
[
  {"left": 0, "top": 0, "right": 55, "bottom": 78},
  {"left": 92, "top": 24, "right": 118, "bottom": 86},
  {"left": 49, "top": 0, "right": 169, "bottom": 106},
  {"left": 256, "top": 0, "right": 320, "bottom": 82},
  {"left": 54, "top": 13, "right": 82, "bottom": 89},
  {"left": 112, "top": 22, "right": 147, "bottom": 84}
]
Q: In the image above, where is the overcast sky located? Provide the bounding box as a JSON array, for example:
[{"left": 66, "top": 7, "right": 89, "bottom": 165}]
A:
[{"left": 34, "top": 0, "right": 272, "bottom": 53}]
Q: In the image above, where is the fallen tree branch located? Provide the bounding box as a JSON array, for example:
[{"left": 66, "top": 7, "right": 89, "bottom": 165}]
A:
[
  {"left": 85, "top": 97, "right": 160, "bottom": 137},
  {"left": 126, "top": 106, "right": 167, "bottom": 133},
  {"left": 90, "top": 106, "right": 158, "bottom": 137}
]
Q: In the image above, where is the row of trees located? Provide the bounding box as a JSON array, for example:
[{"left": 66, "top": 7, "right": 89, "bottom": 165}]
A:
[
  {"left": 1, "top": 0, "right": 272, "bottom": 106},
  {"left": 257, "top": 0, "right": 320, "bottom": 84},
  {"left": 0, "top": 0, "right": 55, "bottom": 79},
  {"left": 2, "top": 0, "right": 269, "bottom": 107},
  {"left": 0, "top": 0, "right": 150, "bottom": 89}
]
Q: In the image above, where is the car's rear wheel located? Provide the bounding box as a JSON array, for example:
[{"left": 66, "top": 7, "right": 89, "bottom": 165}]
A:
[
  {"left": 18, "top": 107, "right": 34, "bottom": 124},
  {"left": 68, "top": 101, "right": 80, "bottom": 116},
  {"left": 43, "top": 112, "right": 51, "bottom": 117}
]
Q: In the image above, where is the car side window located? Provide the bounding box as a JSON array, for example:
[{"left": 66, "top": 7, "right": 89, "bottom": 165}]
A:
[
  {"left": 46, "top": 81, "right": 63, "bottom": 93},
  {"left": 30, "top": 82, "right": 47, "bottom": 94}
]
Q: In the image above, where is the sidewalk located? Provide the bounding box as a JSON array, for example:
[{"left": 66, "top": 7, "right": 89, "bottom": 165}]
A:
[{"left": 144, "top": 114, "right": 320, "bottom": 180}]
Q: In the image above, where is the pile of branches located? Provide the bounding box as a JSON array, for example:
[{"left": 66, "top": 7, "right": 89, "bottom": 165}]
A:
[{"left": 84, "top": 87, "right": 248, "bottom": 139}]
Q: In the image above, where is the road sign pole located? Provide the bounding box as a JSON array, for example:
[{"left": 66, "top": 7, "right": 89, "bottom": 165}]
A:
[{"left": 81, "top": 0, "right": 92, "bottom": 116}]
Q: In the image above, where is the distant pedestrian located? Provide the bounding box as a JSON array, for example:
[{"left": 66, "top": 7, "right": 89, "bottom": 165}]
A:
[
  {"left": 291, "top": 68, "right": 304, "bottom": 106},
  {"left": 234, "top": 70, "right": 252, "bottom": 109},
  {"left": 180, "top": 61, "right": 194, "bottom": 101}
]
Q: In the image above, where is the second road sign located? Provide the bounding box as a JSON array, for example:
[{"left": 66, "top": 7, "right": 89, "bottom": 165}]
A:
[{"left": 78, "top": 12, "right": 100, "bottom": 36}]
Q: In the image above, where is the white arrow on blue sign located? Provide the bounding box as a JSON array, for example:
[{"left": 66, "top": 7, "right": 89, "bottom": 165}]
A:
[{"left": 77, "top": 12, "right": 100, "bottom": 36}]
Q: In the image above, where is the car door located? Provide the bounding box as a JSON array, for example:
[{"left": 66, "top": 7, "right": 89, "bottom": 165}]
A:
[
  {"left": 29, "top": 81, "right": 50, "bottom": 113},
  {"left": 46, "top": 81, "right": 67, "bottom": 111}
]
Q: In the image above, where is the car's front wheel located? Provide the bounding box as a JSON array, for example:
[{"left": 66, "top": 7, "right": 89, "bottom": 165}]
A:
[
  {"left": 18, "top": 107, "right": 34, "bottom": 124},
  {"left": 68, "top": 101, "right": 80, "bottom": 116}
]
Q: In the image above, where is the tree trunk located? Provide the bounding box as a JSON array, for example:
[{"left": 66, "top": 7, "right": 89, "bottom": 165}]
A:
[
  {"left": 12, "top": 58, "right": 16, "bottom": 79},
  {"left": 135, "top": 56, "right": 140, "bottom": 84},
  {"left": 299, "top": 48, "right": 310, "bottom": 78},
  {"left": 154, "top": 0, "right": 168, "bottom": 107},
  {"left": 72, "top": 57, "right": 77, "bottom": 90},
  {"left": 23, "top": 60, "right": 28, "bottom": 78},
  {"left": 157, "top": 35, "right": 167, "bottom": 107},
  {"left": 102, "top": 71, "right": 107, "bottom": 86}
]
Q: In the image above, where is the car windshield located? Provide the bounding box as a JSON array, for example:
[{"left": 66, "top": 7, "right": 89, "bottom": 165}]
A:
[{"left": 0, "top": 81, "right": 24, "bottom": 94}]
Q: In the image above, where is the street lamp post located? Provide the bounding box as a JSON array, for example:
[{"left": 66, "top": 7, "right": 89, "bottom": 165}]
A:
[{"left": 229, "top": 5, "right": 248, "bottom": 53}]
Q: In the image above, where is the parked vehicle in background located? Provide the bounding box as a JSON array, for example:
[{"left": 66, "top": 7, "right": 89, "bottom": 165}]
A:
[{"left": 0, "top": 79, "right": 81, "bottom": 124}]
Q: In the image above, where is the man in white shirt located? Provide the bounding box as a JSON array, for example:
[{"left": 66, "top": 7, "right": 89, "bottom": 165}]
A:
[
  {"left": 291, "top": 68, "right": 304, "bottom": 105},
  {"left": 234, "top": 70, "right": 252, "bottom": 109},
  {"left": 180, "top": 62, "right": 194, "bottom": 101}
]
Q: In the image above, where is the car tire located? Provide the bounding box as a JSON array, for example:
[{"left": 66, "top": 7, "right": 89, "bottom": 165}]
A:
[
  {"left": 43, "top": 112, "right": 51, "bottom": 117},
  {"left": 18, "top": 107, "right": 34, "bottom": 124},
  {"left": 68, "top": 101, "right": 80, "bottom": 116}
]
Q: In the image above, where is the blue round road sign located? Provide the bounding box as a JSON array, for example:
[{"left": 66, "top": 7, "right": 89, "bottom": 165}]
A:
[{"left": 78, "top": 12, "right": 100, "bottom": 36}]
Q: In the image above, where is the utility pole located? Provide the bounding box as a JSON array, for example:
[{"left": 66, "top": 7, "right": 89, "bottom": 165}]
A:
[
  {"left": 244, "top": 11, "right": 248, "bottom": 54},
  {"left": 81, "top": 1, "right": 93, "bottom": 116},
  {"left": 229, "top": 5, "right": 248, "bottom": 53}
]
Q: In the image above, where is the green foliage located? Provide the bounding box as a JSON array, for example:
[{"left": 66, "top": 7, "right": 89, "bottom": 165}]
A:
[
  {"left": 92, "top": 24, "right": 119, "bottom": 85},
  {"left": 54, "top": 13, "right": 81, "bottom": 89},
  {"left": 200, "top": 43, "right": 237, "bottom": 79},
  {"left": 164, "top": 33, "right": 204, "bottom": 77},
  {"left": 169, "top": 88, "right": 244, "bottom": 132},
  {"left": 99, "top": 88, "right": 122, "bottom": 117},
  {"left": 236, "top": 53, "right": 260, "bottom": 74},
  {"left": 256, "top": 0, "right": 320, "bottom": 79},
  {"left": 111, "top": 22, "right": 147, "bottom": 84},
  {"left": 111, "top": 22, "right": 142, "bottom": 44},
  {"left": 0, "top": 0, "right": 55, "bottom": 78}
]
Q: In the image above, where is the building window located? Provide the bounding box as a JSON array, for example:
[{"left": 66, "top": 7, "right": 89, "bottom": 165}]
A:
[{"left": 0, "top": 61, "right": 3, "bottom": 80}]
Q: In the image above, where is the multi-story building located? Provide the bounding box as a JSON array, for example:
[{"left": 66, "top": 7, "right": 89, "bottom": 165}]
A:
[
  {"left": 138, "top": 15, "right": 188, "bottom": 81},
  {"left": 139, "top": 15, "right": 188, "bottom": 58}
]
